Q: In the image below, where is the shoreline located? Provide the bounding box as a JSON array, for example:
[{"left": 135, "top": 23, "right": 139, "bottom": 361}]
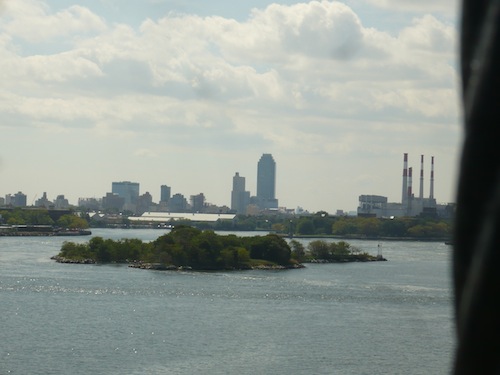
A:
[
  {"left": 284, "top": 234, "right": 451, "bottom": 242},
  {"left": 0, "top": 230, "right": 92, "bottom": 237}
]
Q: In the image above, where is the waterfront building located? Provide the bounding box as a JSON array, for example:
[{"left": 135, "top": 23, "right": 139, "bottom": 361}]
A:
[
  {"left": 256, "top": 154, "right": 278, "bottom": 209},
  {"left": 231, "top": 172, "right": 250, "bottom": 214},
  {"left": 129, "top": 211, "right": 236, "bottom": 225}
]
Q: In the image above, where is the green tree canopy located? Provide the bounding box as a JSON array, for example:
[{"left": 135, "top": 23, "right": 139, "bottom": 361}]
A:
[{"left": 56, "top": 214, "right": 89, "bottom": 229}]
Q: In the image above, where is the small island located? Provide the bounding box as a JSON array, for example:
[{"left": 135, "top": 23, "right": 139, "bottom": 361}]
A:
[{"left": 52, "top": 226, "right": 385, "bottom": 270}]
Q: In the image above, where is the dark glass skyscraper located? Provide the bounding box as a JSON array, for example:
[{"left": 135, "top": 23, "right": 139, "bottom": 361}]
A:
[
  {"left": 111, "top": 181, "right": 139, "bottom": 205},
  {"left": 256, "top": 153, "right": 278, "bottom": 209}
]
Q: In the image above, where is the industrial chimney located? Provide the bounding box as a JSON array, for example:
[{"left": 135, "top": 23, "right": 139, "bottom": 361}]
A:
[
  {"left": 408, "top": 167, "right": 413, "bottom": 198},
  {"left": 407, "top": 167, "right": 413, "bottom": 212},
  {"left": 430, "top": 156, "right": 435, "bottom": 199},
  {"left": 419, "top": 155, "right": 424, "bottom": 200},
  {"left": 402, "top": 153, "right": 408, "bottom": 205}
]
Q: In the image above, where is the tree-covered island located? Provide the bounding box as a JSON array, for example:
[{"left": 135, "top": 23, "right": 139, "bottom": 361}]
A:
[{"left": 52, "top": 226, "right": 385, "bottom": 270}]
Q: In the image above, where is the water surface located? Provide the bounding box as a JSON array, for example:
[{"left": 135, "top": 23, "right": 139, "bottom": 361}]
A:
[{"left": 0, "top": 229, "right": 454, "bottom": 374}]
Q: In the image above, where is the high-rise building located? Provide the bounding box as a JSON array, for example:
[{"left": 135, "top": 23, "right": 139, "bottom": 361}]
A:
[
  {"left": 35, "top": 192, "right": 52, "bottom": 208},
  {"left": 256, "top": 154, "right": 278, "bottom": 209},
  {"left": 168, "top": 193, "right": 188, "bottom": 212},
  {"left": 54, "top": 195, "right": 69, "bottom": 209},
  {"left": 102, "top": 192, "right": 125, "bottom": 211},
  {"left": 137, "top": 192, "right": 153, "bottom": 215},
  {"left": 231, "top": 172, "right": 250, "bottom": 214},
  {"left": 112, "top": 181, "right": 140, "bottom": 213},
  {"left": 5, "top": 192, "right": 27, "bottom": 207},
  {"left": 78, "top": 197, "right": 101, "bottom": 211},
  {"left": 160, "top": 185, "right": 171, "bottom": 204},
  {"left": 190, "top": 193, "right": 205, "bottom": 213}
]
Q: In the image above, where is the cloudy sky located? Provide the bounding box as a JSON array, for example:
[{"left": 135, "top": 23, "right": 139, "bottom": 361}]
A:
[{"left": 0, "top": 0, "right": 462, "bottom": 213}]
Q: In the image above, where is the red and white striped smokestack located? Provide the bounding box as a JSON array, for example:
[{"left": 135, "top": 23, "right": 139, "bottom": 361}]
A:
[
  {"left": 430, "top": 156, "right": 435, "bottom": 199},
  {"left": 402, "top": 153, "right": 408, "bottom": 205},
  {"left": 408, "top": 167, "right": 413, "bottom": 200},
  {"left": 419, "top": 155, "right": 424, "bottom": 199}
]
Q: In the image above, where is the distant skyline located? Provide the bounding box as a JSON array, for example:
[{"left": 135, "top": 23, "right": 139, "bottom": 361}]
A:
[{"left": 0, "top": 0, "right": 462, "bottom": 213}]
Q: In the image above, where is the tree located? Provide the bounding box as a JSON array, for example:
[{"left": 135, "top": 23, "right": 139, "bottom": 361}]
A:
[
  {"left": 312, "top": 211, "right": 332, "bottom": 234},
  {"left": 289, "top": 240, "right": 306, "bottom": 262},
  {"left": 308, "top": 240, "right": 330, "bottom": 259},
  {"left": 358, "top": 218, "right": 381, "bottom": 237},
  {"left": 329, "top": 241, "right": 353, "bottom": 256},
  {"left": 246, "top": 234, "right": 291, "bottom": 265},
  {"left": 296, "top": 219, "right": 315, "bottom": 235},
  {"left": 219, "top": 247, "right": 250, "bottom": 269},
  {"left": 271, "top": 223, "right": 286, "bottom": 233},
  {"left": 332, "top": 218, "right": 357, "bottom": 235},
  {"left": 56, "top": 214, "right": 89, "bottom": 229},
  {"left": 379, "top": 218, "right": 407, "bottom": 237},
  {"left": 59, "top": 241, "right": 91, "bottom": 260}
]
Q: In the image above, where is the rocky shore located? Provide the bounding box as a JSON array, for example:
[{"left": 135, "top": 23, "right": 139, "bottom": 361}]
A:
[
  {"left": 309, "top": 256, "right": 387, "bottom": 263},
  {"left": 51, "top": 255, "right": 96, "bottom": 264},
  {"left": 51, "top": 257, "right": 305, "bottom": 270},
  {"left": 128, "top": 262, "right": 305, "bottom": 271},
  {"left": 0, "top": 229, "right": 91, "bottom": 237}
]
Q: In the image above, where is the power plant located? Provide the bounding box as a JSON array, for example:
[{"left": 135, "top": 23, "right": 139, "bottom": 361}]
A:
[{"left": 357, "top": 153, "right": 452, "bottom": 218}]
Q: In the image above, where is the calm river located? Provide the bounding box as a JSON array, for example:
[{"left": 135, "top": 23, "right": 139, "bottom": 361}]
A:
[{"left": 0, "top": 228, "right": 455, "bottom": 374}]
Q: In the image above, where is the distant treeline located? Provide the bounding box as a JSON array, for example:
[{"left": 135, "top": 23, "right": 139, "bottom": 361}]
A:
[
  {"left": 0, "top": 208, "right": 89, "bottom": 229},
  {"left": 2, "top": 207, "right": 452, "bottom": 239},
  {"left": 214, "top": 213, "right": 452, "bottom": 239},
  {"left": 98, "top": 213, "right": 451, "bottom": 239}
]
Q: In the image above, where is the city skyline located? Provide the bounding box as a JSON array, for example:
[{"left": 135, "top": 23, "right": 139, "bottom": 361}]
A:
[
  {"left": 2, "top": 153, "right": 284, "bottom": 213},
  {"left": 0, "top": 1, "right": 461, "bottom": 214},
  {"left": 2, "top": 152, "right": 446, "bottom": 217}
]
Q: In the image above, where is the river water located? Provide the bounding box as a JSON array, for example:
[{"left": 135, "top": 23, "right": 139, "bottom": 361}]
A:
[{"left": 0, "top": 229, "right": 455, "bottom": 374}]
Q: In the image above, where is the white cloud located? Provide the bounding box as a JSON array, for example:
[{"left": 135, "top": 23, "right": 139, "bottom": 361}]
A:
[
  {"left": 398, "top": 14, "right": 456, "bottom": 53},
  {"left": 0, "top": 1, "right": 460, "bottom": 130},
  {"left": 24, "top": 52, "right": 103, "bottom": 82},
  {"left": 2, "top": 2, "right": 107, "bottom": 42},
  {"left": 0, "top": 0, "right": 461, "bottom": 211},
  {"left": 366, "top": 0, "right": 459, "bottom": 14}
]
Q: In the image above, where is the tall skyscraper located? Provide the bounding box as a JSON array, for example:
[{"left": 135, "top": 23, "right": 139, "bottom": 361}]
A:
[
  {"left": 231, "top": 172, "right": 250, "bottom": 214},
  {"left": 256, "top": 154, "right": 278, "bottom": 209}
]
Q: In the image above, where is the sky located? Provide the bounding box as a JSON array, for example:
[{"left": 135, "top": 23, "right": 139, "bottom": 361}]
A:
[{"left": 0, "top": 0, "right": 462, "bottom": 214}]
